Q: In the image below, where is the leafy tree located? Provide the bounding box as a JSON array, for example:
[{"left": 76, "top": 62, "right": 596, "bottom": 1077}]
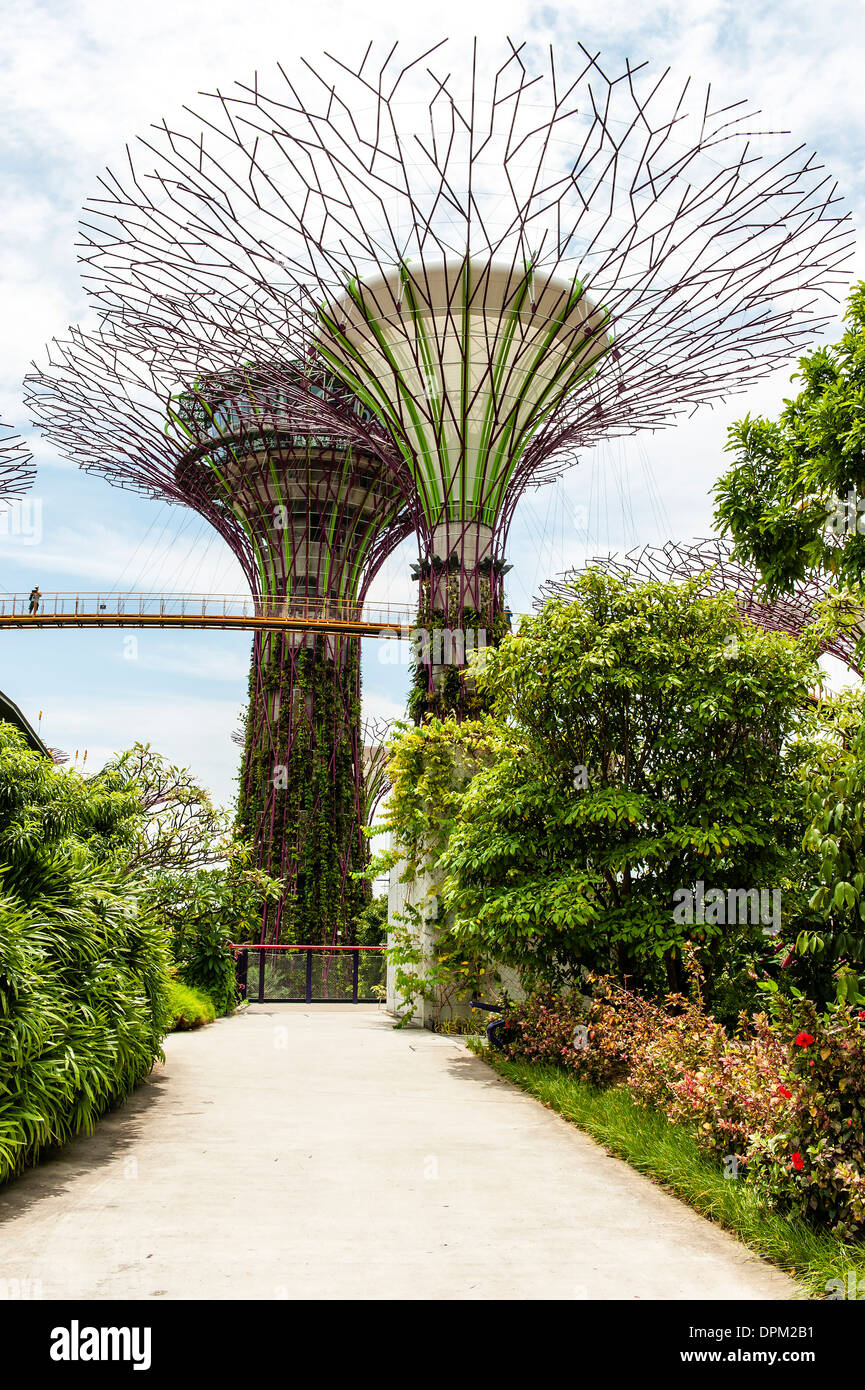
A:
[
  {"left": 356, "top": 892, "right": 388, "bottom": 947},
  {"left": 713, "top": 281, "right": 865, "bottom": 604},
  {"left": 143, "top": 852, "right": 281, "bottom": 1012},
  {"left": 95, "top": 742, "right": 231, "bottom": 876},
  {"left": 137, "top": 846, "right": 281, "bottom": 1013},
  {"left": 93, "top": 742, "right": 281, "bottom": 1012},
  {"left": 440, "top": 570, "right": 822, "bottom": 1005},
  {"left": 798, "top": 689, "right": 865, "bottom": 1002}
]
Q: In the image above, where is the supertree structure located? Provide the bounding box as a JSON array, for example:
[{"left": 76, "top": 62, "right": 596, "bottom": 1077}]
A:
[
  {"left": 0, "top": 423, "right": 35, "bottom": 504},
  {"left": 72, "top": 39, "right": 852, "bottom": 715},
  {"left": 26, "top": 324, "right": 413, "bottom": 944},
  {"left": 538, "top": 537, "right": 863, "bottom": 673}
]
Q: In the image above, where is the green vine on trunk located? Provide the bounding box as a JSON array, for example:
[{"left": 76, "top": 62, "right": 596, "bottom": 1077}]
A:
[
  {"left": 408, "top": 569, "right": 510, "bottom": 723},
  {"left": 235, "top": 631, "right": 368, "bottom": 944}
]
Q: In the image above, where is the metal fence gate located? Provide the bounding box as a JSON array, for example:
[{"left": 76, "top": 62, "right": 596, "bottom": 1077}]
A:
[{"left": 233, "top": 944, "right": 385, "bottom": 1004}]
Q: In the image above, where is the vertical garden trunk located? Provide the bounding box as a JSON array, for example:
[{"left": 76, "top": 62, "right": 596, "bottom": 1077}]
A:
[
  {"left": 408, "top": 518, "right": 511, "bottom": 723},
  {"left": 236, "top": 629, "right": 369, "bottom": 944},
  {"left": 169, "top": 371, "right": 413, "bottom": 946}
]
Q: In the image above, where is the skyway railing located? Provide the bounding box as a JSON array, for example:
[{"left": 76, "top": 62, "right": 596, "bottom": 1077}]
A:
[{"left": 0, "top": 592, "right": 417, "bottom": 636}]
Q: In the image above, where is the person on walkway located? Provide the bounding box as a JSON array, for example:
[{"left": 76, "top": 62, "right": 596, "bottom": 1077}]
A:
[{"left": 28, "top": 585, "right": 41, "bottom": 615}]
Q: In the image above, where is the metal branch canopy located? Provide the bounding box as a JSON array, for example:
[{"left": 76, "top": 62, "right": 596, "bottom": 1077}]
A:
[
  {"left": 76, "top": 40, "right": 852, "bottom": 506},
  {"left": 539, "top": 537, "right": 863, "bottom": 674},
  {"left": 26, "top": 36, "right": 854, "bottom": 944},
  {"left": 0, "top": 423, "right": 34, "bottom": 503}
]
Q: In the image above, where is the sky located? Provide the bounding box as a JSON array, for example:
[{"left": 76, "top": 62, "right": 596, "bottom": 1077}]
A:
[{"left": 1, "top": 0, "right": 864, "bottom": 808}]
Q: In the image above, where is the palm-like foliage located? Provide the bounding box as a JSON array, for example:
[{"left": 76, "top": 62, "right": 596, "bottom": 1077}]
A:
[{"left": 0, "top": 725, "right": 170, "bottom": 1182}]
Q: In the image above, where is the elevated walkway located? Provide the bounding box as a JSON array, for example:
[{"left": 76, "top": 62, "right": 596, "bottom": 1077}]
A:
[{"left": 0, "top": 592, "right": 417, "bottom": 637}]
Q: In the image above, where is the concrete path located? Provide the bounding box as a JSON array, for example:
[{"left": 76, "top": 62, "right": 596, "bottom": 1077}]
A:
[{"left": 0, "top": 1006, "right": 799, "bottom": 1300}]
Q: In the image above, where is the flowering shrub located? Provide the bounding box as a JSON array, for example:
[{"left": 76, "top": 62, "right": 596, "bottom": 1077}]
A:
[
  {"left": 502, "top": 978, "right": 865, "bottom": 1235},
  {"left": 746, "top": 997, "right": 865, "bottom": 1239},
  {"left": 503, "top": 991, "right": 590, "bottom": 1068},
  {"left": 628, "top": 1001, "right": 793, "bottom": 1165},
  {"left": 505, "top": 980, "right": 651, "bottom": 1086}
]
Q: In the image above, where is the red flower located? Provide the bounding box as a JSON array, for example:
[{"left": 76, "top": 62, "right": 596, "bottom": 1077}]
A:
[
  {"left": 791, "top": 1152, "right": 804, "bottom": 1171},
  {"left": 777, "top": 1085, "right": 792, "bottom": 1099},
  {"left": 794, "top": 1032, "right": 814, "bottom": 1047}
]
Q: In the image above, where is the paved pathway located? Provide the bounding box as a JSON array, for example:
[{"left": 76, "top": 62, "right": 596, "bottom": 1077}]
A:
[{"left": 0, "top": 1006, "right": 799, "bottom": 1299}]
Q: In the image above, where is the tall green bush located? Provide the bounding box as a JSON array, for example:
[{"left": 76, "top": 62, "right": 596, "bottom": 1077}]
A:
[
  {"left": 799, "top": 693, "right": 865, "bottom": 1002},
  {"left": 0, "top": 725, "right": 170, "bottom": 1182},
  {"left": 371, "top": 716, "right": 501, "bottom": 1022}
]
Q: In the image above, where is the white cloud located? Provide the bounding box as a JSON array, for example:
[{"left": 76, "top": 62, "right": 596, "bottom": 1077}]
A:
[
  {"left": 118, "top": 640, "right": 251, "bottom": 683},
  {"left": 362, "top": 689, "right": 410, "bottom": 725},
  {"left": 0, "top": 509, "right": 248, "bottom": 593},
  {"left": 35, "top": 692, "right": 246, "bottom": 807}
]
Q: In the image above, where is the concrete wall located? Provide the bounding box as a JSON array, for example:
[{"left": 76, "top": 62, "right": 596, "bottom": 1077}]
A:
[
  {"left": 385, "top": 851, "right": 445, "bottom": 1027},
  {"left": 385, "top": 840, "right": 525, "bottom": 1028}
]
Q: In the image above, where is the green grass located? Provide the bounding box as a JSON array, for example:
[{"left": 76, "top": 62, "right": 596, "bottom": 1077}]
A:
[
  {"left": 468, "top": 1041, "right": 865, "bottom": 1300},
  {"left": 166, "top": 979, "right": 217, "bottom": 1031}
]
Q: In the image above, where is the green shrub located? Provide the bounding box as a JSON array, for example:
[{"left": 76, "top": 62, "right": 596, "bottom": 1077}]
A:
[
  {"left": 441, "top": 570, "right": 819, "bottom": 1004},
  {"left": 142, "top": 862, "right": 281, "bottom": 1015},
  {"left": 166, "top": 979, "right": 216, "bottom": 1030},
  {"left": 0, "top": 725, "right": 171, "bottom": 1183},
  {"left": 174, "top": 916, "right": 238, "bottom": 1016},
  {"left": 356, "top": 893, "right": 388, "bottom": 946}
]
